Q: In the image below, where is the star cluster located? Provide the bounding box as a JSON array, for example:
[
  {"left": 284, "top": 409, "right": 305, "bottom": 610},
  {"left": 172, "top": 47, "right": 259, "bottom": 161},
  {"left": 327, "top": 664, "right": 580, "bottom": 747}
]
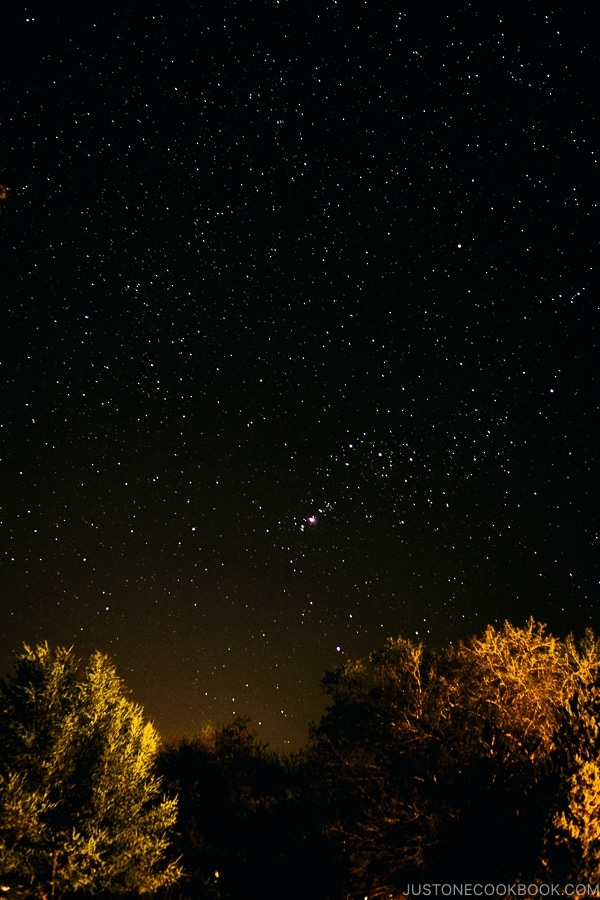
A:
[{"left": 1, "top": 3, "right": 597, "bottom": 747}]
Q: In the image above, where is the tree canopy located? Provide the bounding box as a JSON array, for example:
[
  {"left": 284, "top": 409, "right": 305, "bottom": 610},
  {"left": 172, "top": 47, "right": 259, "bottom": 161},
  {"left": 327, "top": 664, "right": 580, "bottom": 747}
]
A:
[
  {"left": 306, "top": 618, "right": 600, "bottom": 894},
  {"left": 158, "top": 718, "right": 340, "bottom": 900},
  {"left": 2, "top": 621, "right": 599, "bottom": 899},
  {"left": 0, "top": 642, "right": 182, "bottom": 900}
]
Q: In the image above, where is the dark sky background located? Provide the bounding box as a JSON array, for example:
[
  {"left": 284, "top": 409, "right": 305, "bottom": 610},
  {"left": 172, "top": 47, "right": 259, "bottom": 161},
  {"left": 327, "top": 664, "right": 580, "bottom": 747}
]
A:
[{"left": 1, "top": 2, "right": 597, "bottom": 749}]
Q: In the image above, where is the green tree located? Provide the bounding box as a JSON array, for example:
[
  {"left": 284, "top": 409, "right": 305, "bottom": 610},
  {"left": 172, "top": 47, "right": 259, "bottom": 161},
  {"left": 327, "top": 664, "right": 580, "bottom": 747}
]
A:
[{"left": 0, "top": 642, "right": 182, "bottom": 900}]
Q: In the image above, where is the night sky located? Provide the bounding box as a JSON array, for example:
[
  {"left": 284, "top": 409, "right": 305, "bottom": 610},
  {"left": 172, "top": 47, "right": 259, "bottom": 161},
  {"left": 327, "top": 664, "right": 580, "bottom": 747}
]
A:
[{"left": 1, "top": 2, "right": 597, "bottom": 749}]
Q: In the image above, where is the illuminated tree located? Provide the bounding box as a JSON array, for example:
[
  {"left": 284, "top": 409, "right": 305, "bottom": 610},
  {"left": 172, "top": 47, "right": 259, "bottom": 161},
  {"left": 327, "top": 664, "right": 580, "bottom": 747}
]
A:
[
  {"left": 454, "top": 619, "right": 596, "bottom": 761},
  {"left": 308, "top": 619, "right": 600, "bottom": 893},
  {"left": 0, "top": 643, "right": 182, "bottom": 899},
  {"left": 550, "top": 676, "right": 600, "bottom": 881}
]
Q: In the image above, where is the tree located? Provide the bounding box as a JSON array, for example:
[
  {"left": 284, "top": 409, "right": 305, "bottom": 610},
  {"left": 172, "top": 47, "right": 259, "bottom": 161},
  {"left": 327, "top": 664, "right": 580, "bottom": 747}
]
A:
[
  {"left": 306, "top": 636, "right": 455, "bottom": 892},
  {"left": 158, "top": 719, "right": 340, "bottom": 900},
  {"left": 307, "top": 619, "right": 600, "bottom": 895},
  {"left": 0, "top": 642, "right": 182, "bottom": 899},
  {"left": 549, "top": 656, "right": 600, "bottom": 881},
  {"left": 427, "top": 619, "right": 592, "bottom": 880},
  {"left": 159, "top": 719, "right": 283, "bottom": 899}
]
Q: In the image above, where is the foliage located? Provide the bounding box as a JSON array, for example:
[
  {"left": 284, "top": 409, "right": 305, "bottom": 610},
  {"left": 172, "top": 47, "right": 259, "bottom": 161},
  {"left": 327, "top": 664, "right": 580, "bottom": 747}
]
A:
[
  {"left": 3, "top": 622, "right": 599, "bottom": 899},
  {"left": 158, "top": 719, "right": 339, "bottom": 900},
  {"left": 306, "top": 619, "right": 600, "bottom": 895},
  {"left": 0, "top": 643, "right": 182, "bottom": 900},
  {"left": 550, "top": 676, "right": 600, "bottom": 881}
]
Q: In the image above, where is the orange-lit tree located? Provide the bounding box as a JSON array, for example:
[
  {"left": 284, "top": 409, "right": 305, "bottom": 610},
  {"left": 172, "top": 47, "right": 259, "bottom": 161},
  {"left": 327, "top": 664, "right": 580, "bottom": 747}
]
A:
[{"left": 307, "top": 619, "right": 600, "bottom": 894}]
